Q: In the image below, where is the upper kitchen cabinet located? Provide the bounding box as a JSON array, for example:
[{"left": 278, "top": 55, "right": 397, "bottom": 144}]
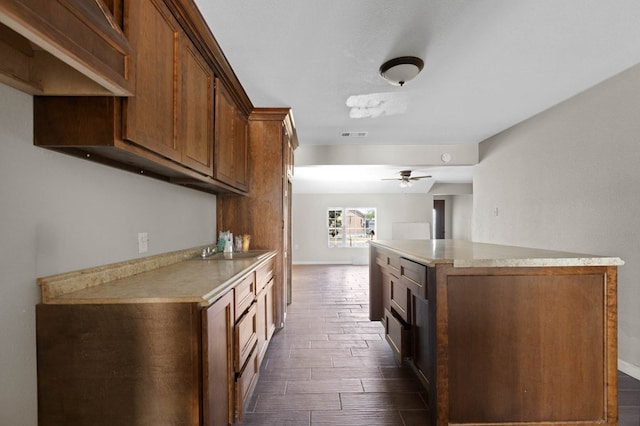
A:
[
  {"left": 214, "top": 79, "right": 249, "bottom": 192},
  {"left": 33, "top": 0, "right": 255, "bottom": 195},
  {"left": 122, "top": 0, "right": 182, "bottom": 162},
  {"left": 123, "top": 0, "right": 214, "bottom": 175},
  {"left": 0, "top": 0, "right": 132, "bottom": 95},
  {"left": 179, "top": 35, "right": 214, "bottom": 176}
]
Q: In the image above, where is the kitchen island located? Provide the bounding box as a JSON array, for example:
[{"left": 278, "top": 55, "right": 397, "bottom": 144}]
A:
[{"left": 369, "top": 239, "right": 623, "bottom": 426}]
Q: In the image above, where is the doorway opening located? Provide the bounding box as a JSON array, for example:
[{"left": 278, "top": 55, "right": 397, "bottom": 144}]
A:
[{"left": 433, "top": 199, "right": 445, "bottom": 239}]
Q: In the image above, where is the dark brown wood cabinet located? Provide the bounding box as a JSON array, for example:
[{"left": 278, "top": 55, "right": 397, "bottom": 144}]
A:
[
  {"left": 125, "top": 0, "right": 213, "bottom": 175},
  {"left": 123, "top": 0, "right": 181, "bottom": 161},
  {"left": 203, "top": 289, "right": 235, "bottom": 426},
  {"left": 370, "top": 241, "right": 620, "bottom": 426},
  {"left": 179, "top": 35, "right": 215, "bottom": 175},
  {"left": 36, "top": 298, "right": 237, "bottom": 426},
  {"left": 255, "top": 259, "right": 276, "bottom": 364},
  {"left": 214, "top": 79, "right": 249, "bottom": 191},
  {"left": 374, "top": 248, "right": 412, "bottom": 364},
  {"left": 36, "top": 303, "right": 204, "bottom": 425},
  {"left": 0, "top": 0, "right": 133, "bottom": 95},
  {"left": 36, "top": 253, "right": 278, "bottom": 425},
  {"left": 217, "top": 109, "right": 298, "bottom": 329},
  {"left": 30, "top": 0, "right": 253, "bottom": 195}
]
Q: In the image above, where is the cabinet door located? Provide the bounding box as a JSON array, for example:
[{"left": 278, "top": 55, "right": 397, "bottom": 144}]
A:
[
  {"left": 214, "top": 80, "right": 237, "bottom": 186},
  {"left": 214, "top": 79, "right": 249, "bottom": 191},
  {"left": 203, "top": 290, "right": 235, "bottom": 426},
  {"left": 265, "top": 278, "right": 276, "bottom": 341},
  {"left": 179, "top": 34, "right": 214, "bottom": 176},
  {"left": 37, "top": 303, "right": 201, "bottom": 425},
  {"left": 256, "top": 284, "right": 267, "bottom": 365},
  {"left": 233, "top": 111, "right": 249, "bottom": 191},
  {"left": 410, "top": 267, "right": 437, "bottom": 426},
  {"left": 123, "top": 0, "right": 180, "bottom": 160}
]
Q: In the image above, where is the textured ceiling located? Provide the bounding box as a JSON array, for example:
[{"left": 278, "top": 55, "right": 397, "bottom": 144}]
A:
[{"left": 195, "top": 0, "right": 640, "bottom": 193}]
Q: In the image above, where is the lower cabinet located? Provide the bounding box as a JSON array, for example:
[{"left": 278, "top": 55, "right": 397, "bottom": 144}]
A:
[
  {"left": 410, "top": 292, "right": 435, "bottom": 422},
  {"left": 256, "top": 277, "right": 276, "bottom": 364},
  {"left": 372, "top": 246, "right": 435, "bottom": 425},
  {"left": 36, "top": 257, "right": 277, "bottom": 426},
  {"left": 36, "top": 303, "right": 204, "bottom": 425},
  {"left": 204, "top": 290, "right": 235, "bottom": 426}
]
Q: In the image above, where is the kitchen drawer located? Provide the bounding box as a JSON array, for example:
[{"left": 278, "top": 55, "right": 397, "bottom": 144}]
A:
[
  {"left": 389, "top": 274, "right": 410, "bottom": 323},
  {"left": 400, "top": 257, "right": 428, "bottom": 299},
  {"left": 235, "top": 343, "right": 259, "bottom": 423},
  {"left": 255, "top": 258, "right": 274, "bottom": 294},
  {"left": 234, "top": 273, "right": 256, "bottom": 321},
  {"left": 376, "top": 250, "right": 400, "bottom": 277},
  {"left": 234, "top": 303, "right": 257, "bottom": 372},
  {"left": 384, "top": 308, "right": 409, "bottom": 363}
]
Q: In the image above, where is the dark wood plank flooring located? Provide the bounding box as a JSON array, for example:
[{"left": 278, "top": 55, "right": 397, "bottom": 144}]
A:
[
  {"left": 620, "top": 371, "right": 640, "bottom": 426},
  {"left": 238, "top": 264, "right": 640, "bottom": 426}
]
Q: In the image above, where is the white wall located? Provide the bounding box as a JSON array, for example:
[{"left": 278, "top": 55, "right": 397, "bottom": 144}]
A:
[
  {"left": 473, "top": 63, "right": 640, "bottom": 377},
  {"left": 451, "top": 194, "right": 473, "bottom": 240},
  {"left": 292, "top": 193, "right": 432, "bottom": 264},
  {"left": 0, "top": 84, "right": 217, "bottom": 425}
]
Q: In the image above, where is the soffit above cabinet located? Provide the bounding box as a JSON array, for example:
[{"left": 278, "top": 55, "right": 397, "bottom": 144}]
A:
[{"left": 0, "top": 0, "right": 133, "bottom": 95}]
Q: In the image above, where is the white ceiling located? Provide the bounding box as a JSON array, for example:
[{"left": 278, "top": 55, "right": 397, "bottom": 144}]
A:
[{"left": 195, "top": 0, "right": 640, "bottom": 193}]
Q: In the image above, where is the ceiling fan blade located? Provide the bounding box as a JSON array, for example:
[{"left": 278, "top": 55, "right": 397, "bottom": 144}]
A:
[
  {"left": 409, "top": 175, "right": 432, "bottom": 180},
  {"left": 381, "top": 178, "right": 401, "bottom": 181}
]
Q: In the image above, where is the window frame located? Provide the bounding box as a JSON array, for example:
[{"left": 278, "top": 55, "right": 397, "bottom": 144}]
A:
[{"left": 327, "top": 207, "right": 376, "bottom": 248}]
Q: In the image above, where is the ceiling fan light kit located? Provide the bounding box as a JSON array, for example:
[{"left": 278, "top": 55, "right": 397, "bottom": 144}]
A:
[
  {"left": 382, "top": 170, "right": 432, "bottom": 187},
  {"left": 379, "top": 56, "right": 424, "bottom": 86}
]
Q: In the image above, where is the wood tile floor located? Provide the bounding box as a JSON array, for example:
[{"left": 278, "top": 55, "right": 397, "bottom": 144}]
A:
[
  {"left": 238, "top": 264, "right": 640, "bottom": 426},
  {"left": 620, "top": 371, "right": 640, "bottom": 426}
]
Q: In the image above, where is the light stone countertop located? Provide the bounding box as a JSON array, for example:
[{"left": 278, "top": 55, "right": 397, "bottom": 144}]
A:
[
  {"left": 37, "top": 249, "right": 276, "bottom": 306},
  {"left": 370, "top": 239, "right": 624, "bottom": 268}
]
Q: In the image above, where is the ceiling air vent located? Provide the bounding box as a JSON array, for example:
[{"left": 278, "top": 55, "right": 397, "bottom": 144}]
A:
[{"left": 340, "top": 132, "right": 368, "bottom": 137}]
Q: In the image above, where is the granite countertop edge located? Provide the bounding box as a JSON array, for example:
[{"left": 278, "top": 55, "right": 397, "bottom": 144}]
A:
[
  {"left": 37, "top": 247, "right": 277, "bottom": 306},
  {"left": 369, "top": 239, "right": 624, "bottom": 268}
]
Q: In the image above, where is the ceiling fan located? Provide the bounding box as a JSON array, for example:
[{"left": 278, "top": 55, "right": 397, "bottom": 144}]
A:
[{"left": 382, "top": 170, "right": 432, "bottom": 187}]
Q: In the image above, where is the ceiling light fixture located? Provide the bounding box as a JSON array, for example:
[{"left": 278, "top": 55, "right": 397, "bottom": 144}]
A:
[
  {"left": 382, "top": 170, "right": 432, "bottom": 188},
  {"left": 379, "top": 56, "right": 424, "bottom": 86}
]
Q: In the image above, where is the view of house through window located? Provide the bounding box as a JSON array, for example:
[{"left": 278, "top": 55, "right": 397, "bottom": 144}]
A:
[{"left": 328, "top": 207, "right": 376, "bottom": 247}]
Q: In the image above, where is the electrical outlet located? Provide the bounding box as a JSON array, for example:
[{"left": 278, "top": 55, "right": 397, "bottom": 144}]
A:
[{"left": 138, "top": 232, "right": 148, "bottom": 253}]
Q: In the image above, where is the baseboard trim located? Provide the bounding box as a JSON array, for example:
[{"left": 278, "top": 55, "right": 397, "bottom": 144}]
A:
[{"left": 619, "top": 358, "right": 640, "bottom": 380}]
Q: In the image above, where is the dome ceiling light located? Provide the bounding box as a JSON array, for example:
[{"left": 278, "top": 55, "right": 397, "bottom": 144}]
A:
[{"left": 379, "top": 56, "right": 424, "bottom": 86}]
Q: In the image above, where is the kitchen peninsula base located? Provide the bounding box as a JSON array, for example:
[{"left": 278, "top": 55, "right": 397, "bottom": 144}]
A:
[{"left": 369, "top": 239, "right": 622, "bottom": 426}]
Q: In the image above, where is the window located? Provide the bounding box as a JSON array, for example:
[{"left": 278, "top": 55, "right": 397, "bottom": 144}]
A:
[
  {"left": 328, "top": 208, "right": 343, "bottom": 247},
  {"left": 327, "top": 207, "right": 376, "bottom": 247}
]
